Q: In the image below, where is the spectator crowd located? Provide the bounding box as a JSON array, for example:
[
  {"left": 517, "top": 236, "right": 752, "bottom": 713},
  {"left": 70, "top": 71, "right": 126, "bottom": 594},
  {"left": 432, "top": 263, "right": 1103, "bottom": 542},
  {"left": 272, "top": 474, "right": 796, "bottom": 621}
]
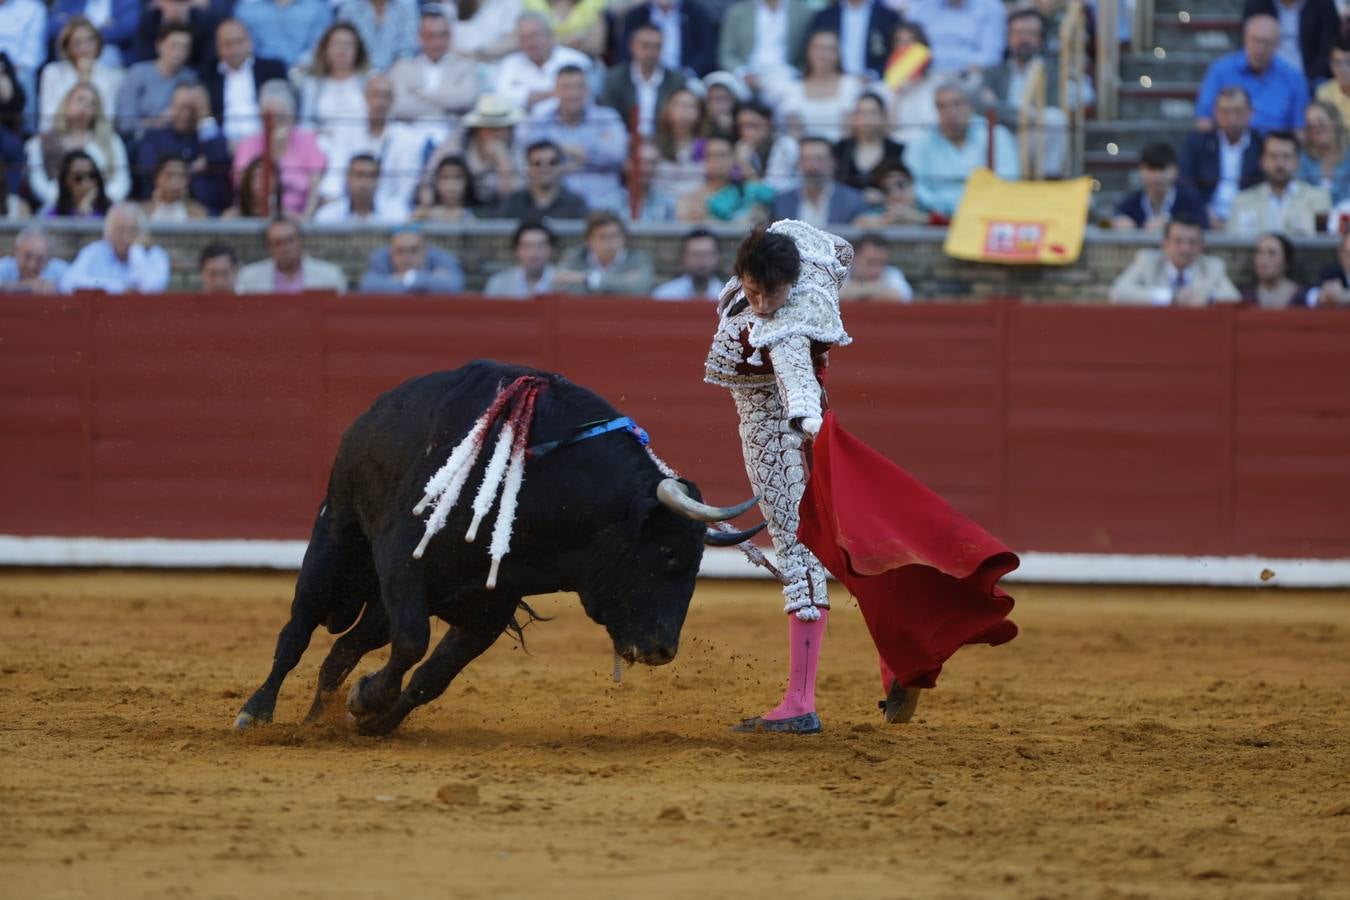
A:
[{"left": 0, "top": 0, "right": 1348, "bottom": 307}]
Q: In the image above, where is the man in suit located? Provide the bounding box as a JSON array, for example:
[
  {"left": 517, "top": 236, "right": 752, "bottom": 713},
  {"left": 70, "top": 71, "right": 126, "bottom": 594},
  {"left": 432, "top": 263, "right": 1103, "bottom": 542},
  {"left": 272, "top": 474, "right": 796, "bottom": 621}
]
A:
[
  {"left": 600, "top": 24, "right": 688, "bottom": 136},
  {"left": 717, "top": 0, "right": 814, "bottom": 102},
  {"left": 236, "top": 217, "right": 348, "bottom": 294},
  {"left": 201, "top": 18, "right": 287, "bottom": 146},
  {"left": 618, "top": 0, "right": 719, "bottom": 78},
  {"left": 1109, "top": 215, "right": 1241, "bottom": 306},
  {"left": 1180, "top": 85, "right": 1262, "bottom": 227},
  {"left": 770, "top": 136, "right": 866, "bottom": 226},
  {"left": 388, "top": 9, "right": 479, "bottom": 125},
  {"left": 806, "top": 0, "right": 900, "bottom": 80},
  {"left": 1242, "top": 0, "right": 1339, "bottom": 85},
  {"left": 1225, "top": 131, "right": 1332, "bottom": 235}
]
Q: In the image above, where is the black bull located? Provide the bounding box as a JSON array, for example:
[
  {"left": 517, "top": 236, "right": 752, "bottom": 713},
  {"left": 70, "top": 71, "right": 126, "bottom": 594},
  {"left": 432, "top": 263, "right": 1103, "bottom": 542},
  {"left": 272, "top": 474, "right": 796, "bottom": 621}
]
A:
[{"left": 235, "top": 361, "right": 761, "bottom": 736}]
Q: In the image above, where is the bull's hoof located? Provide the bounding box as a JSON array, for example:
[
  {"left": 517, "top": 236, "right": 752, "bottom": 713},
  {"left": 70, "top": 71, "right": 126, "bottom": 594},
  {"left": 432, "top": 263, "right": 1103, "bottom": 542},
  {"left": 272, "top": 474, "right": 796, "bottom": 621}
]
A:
[
  {"left": 880, "top": 681, "right": 921, "bottom": 724},
  {"left": 233, "top": 710, "right": 270, "bottom": 731},
  {"left": 346, "top": 677, "right": 372, "bottom": 718}
]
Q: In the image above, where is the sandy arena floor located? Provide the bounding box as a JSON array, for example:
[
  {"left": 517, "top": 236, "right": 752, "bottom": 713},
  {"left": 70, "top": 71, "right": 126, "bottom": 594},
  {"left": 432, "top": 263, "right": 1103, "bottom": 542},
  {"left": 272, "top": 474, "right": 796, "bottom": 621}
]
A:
[{"left": 0, "top": 571, "right": 1348, "bottom": 900}]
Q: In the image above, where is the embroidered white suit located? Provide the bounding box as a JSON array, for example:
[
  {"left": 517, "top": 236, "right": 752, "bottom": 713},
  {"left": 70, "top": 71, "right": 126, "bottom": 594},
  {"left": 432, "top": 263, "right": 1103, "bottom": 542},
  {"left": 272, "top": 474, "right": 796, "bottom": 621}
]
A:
[{"left": 704, "top": 220, "right": 854, "bottom": 620}]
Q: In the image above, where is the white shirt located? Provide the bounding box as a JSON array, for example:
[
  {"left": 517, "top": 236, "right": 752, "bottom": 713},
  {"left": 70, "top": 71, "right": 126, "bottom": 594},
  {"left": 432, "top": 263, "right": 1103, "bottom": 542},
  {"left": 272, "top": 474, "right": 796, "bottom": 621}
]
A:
[
  {"left": 318, "top": 121, "right": 436, "bottom": 216},
  {"left": 312, "top": 196, "right": 404, "bottom": 224},
  {"left": 653, "top": 273, "right": 719, "bottom": 300},
  {"left": 0, "top": 0, "right": 47, "bottom": 70},
  {"left": 494, "top": 46, "right": 592, "bottom": 112},
  {"left": 1213, "top": 130, "right": 1251, "bottom": 221},
  {"left": 630, "top": 64, "right": 665, "bottom": 136},
  {"left": 1276, "top": 0, "right": 1304, "bottom": 75},
  {"left": 220, "top": 57, "right": 261, "bottom": 144},
  {"left": 798, "top": 185, "right": 833, "bottom": 228},
  {"left": 1151, "top": 260, "right": 1190, "bottom": 305},
  {"left": 750, "top": 0, "right": 790, "bottom": 73},
  {"left": 649, "top": 2, "right": 683, "bottom": 72},
  {"left": 84, "top": 0, "right": 112, "bottom": 27},
  {"left": 839, "top": 0, "right": 871, "bottom": 76}
]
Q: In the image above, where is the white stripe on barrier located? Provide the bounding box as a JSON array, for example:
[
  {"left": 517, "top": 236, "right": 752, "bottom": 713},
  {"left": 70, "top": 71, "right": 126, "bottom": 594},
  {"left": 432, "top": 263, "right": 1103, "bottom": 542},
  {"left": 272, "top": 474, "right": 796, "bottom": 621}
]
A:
[{"left": 0, "top": 535, "right": 1347, "bottom": 588}]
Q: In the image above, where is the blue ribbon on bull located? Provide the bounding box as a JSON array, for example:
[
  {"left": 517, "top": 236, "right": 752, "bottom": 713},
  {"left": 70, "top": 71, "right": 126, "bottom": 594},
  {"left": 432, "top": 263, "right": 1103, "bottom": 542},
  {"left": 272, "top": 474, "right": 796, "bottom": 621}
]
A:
[{"left": 527, "top": 416, "right": 650, "bottom": 459}]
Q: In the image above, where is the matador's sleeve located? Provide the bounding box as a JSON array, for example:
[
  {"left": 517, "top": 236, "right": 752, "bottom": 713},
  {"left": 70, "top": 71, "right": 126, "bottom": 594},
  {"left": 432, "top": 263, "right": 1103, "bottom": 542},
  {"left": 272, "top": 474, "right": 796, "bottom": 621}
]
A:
[{"left": 768, "top": 335, "right": 822, "bottom": 430}]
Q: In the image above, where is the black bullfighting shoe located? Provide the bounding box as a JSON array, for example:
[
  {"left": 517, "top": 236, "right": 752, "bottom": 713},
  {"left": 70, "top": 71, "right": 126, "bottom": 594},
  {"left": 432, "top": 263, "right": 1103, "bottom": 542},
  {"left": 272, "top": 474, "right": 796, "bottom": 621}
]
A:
[
  {"left": 879, "top": 681, "right": 921, "bottom": 724},
  {"left": 729, "top": 712, "right": 823, "bottom": 734}
]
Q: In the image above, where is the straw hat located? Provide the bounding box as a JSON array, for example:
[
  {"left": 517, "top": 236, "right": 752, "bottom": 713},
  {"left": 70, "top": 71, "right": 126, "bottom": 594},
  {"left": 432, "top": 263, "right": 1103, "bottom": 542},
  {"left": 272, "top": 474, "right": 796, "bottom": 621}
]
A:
[{"left": 462, "top": 94, "right": 524, "bottom": 128}]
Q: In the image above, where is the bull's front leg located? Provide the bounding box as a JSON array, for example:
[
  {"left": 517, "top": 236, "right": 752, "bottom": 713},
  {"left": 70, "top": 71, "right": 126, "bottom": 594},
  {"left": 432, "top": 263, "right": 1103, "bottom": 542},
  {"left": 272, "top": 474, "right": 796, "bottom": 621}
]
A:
[
  {"left": 350, "top": 597, "right": 518, "bottom": 737},
  {"left": 346, "top": 564, "right": 431, "bottom": 723}
]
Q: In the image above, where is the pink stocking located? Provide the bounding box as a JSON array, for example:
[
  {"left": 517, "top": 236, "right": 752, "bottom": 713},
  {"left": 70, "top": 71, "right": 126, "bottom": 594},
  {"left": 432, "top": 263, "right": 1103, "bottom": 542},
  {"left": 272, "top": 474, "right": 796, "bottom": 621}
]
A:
[
  {"left": 879, "top": 656, "right": 896, "bottom": 694},
  {"left": 763, "top": 609, "right": 828, "bottom": 720}
]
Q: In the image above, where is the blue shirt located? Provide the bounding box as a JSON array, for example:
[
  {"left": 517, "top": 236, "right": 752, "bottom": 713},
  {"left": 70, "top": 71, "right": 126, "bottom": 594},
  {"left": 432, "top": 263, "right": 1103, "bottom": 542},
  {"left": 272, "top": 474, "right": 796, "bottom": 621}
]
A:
[
  {"left": 235, "top": 0, "right": 334, "bottom": 69},
  {"left": 903, "top": 119, "right": 1019, "bottom": 217},
  {"left": 905, "top": 0, "right": 1006, "bottom": 74},
  {"left": 0, "top": 256, "right": 69, "bottom": 287},
  {"left": 1297, "top": 151, "right": 1350, "bottom": 204},
  {"left": 60, "top": 240, "right": 171, "bottom": 294},
  {"left": 1195, "top": 51, "right": 1309, "bottom": 133},
  {"left": 517, "top": 101, "right": 630, "bottom": 213}
]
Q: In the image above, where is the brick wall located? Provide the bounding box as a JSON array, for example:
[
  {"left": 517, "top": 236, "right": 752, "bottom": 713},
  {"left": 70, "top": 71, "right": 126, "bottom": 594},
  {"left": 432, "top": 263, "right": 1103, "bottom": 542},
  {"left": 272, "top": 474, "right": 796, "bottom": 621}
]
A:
[{"left": 3, "top": 220, "right": 1341, "bottom": 301}]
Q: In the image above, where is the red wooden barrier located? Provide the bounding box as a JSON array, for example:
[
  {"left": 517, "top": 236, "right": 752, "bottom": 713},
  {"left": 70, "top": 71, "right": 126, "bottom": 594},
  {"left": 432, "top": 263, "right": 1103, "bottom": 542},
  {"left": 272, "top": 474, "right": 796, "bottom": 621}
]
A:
[{"left": 1, "top": 295, "right": 1347, "bottom": 558}]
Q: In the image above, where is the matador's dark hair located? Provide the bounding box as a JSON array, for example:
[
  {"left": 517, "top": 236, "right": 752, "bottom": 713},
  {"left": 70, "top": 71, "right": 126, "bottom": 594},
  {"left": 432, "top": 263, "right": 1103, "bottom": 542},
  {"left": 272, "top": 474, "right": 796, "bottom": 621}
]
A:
[{"left": 733, "top": 225, "right": 801, "bottom": 289}]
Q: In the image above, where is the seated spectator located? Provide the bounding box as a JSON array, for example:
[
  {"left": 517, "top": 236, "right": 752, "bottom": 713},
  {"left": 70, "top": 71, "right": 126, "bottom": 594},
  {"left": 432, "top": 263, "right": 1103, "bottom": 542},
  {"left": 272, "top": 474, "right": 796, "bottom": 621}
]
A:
[
  {"left": 411, "top": 155, "right": 479, "bottom": 222},
  {"left": 448, "top": 0, "right": 520, "bottom": 64},
  {"left": 770, "top": 135, "right": 866, "bottom": 226},
  {"left": 232, "top": 81, "right": 327, "bottom": 217},
  {"left": 46, "top": 0, "right": 139, "bottom": 69},
  {"left": 27, "top": 83, "right": 131, "bottom": 208},
  {"left": 132, "top": 0, "right": 220, "bottom": 71},
  {"left": 599, "top": 24, "right": 688, "bottom": 137},
  {"left": 733, "top": 100, "right": 799, "bottom": 194},
  {"left": 1241, "top": 0, "right": 1338, "bottom": 85},
  {"left": 840, "top": 233, "right": 915, "bottom": 303},
  {"left": 675, "top": 133, "right": 772, "bottom": 223},
  {"left": 631, "top": 140, "right": 678, "bottom": 222},
  {"left": 135, "top": 84, "right": 231, "bottom": 214},
  {"left": 1, "top": 0, "right": 45, "bottom": 131},
  {"left": 1242, "top": 232, "right": 1310, "bottom": 308},
  {"left": 835, "top": 93, "right": 905, "bottom": 195},
  {"left": 314, "top": 154, "right": 404, "bottom": 224},
  {"left": 115, "top": 24, "right": 199, "bottom": 140},
  {"left": 358, "top": 225, "right": 466, "bottom": 293},
  {"left": 223, "top": 157, "right": 279, "bottom": 218},
  {"left": 1297, "top": 101, "right": 1350, "bottom": 203},
  {"left": 234, "top": 0, "right": 332, "bottom": 70},
  {"left": 388, "top": 9, "right": 479, "bottom": 124},
  {"left": 775, "top": 30, "right": 864, "bottom": 142},
  {"left": 653, "top": 228, "right": 723, "bottom": 300},
  {"left": 524, "top": 0, "right": 609, "bottom": 57},
  {"left": 300, "top": 24, "right": 372, "bottom": 155},
  {"left": 517, "top": 65, "right": 629, "bottom": 212},
  {"left": 236, "top": 217, "right": 348, "bottom": 294},
  {"left": 617, "top": 0, "right": 718, "bottom": 78},
  {"left": 653, "top": 88, "right": 709, "bottom": 199},
  {"left": 978, "top": 9, "right": 1089, "bottom": 178},
  {"left": 904, "top": 81, "right": 1017, "bottom": 220},
  {"left": 198, "top": 241, "right": 238, "bottom": 293},
  {"left": 805, "top": 0, "right": 900, "bottom": 80},
  {"left": 553, "top": 210, "right": 655, "bottom": 294},
  {"left": 0, "top": 227, "right": 69, "bottom": 293},
  {"left": 47, "top": 149, "right": 113, "bottom": 218},
  {"left": 483, "top": 220, "right": 558, "bottom": 298},
  {"left": 1195, "top": 15, "right": 1308, "bottom": 133},
  {"left": 1316, "top": 36, "right": 1350, "bottom": 128},
  {"left": 0, "top": 157, "right": 29, "bottom": 218},
  {"left": 855, "top": 161, "right": 930, "bottom": 226},
  {"left": 495, "top": 13, "right": 592, "bottom": 114},
  {"left": 141, "top": 156, "right": 208, "bottom": 220},
  {"left": 337, "top": 0, "right": 419, "bottom": 72},
  {"left": 60, "top": 202, "right": 171, "bottom": 294},
  {"left": 1113, "top": 142, "right": 1210, "bottom": 232},
  {"left": 424, "top": 94, "right": 524, "bottom": 210},
  {"left": 1310, "top": 228, "right": 1350, "bottom": 305},
  {"left": 717, "top": 0, "right": 811, "bottom": 103},
  {"left": 906, "top": 0, "right": 1006, "bottom": 75},
  {"left": 201, "top": 19, "right": 288, "bottom": 148},
  {"left": 1108, "top": 215, "right": 1241, "bottom": 306},
  {"left": 702, "top": 71, "right": 746, "bottom": 138},
  {"left": 495, "top": 140, "right": 588, "bottom": 220},
  {"left": 1226, "top": 131, "right": 1331, "bottom": 235},
  {"left": 39, "top": 16, "right": 124, "bottom": 132},
  {"left": 317, "top": 75, "right": 432, "bottom": 217},
  {"left": 1180, "top": 86, "right": 1262, "bottom": 227},
  {"left": 884, "top": 20, "right": 941, "bottom": 147}
]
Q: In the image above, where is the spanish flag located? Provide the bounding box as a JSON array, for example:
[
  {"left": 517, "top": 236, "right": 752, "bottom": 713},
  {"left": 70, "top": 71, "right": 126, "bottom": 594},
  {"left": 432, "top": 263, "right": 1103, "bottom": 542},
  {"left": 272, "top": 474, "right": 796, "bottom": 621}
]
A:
[{"left": 883, "top": 42, "right": 932, "bottom": 91}]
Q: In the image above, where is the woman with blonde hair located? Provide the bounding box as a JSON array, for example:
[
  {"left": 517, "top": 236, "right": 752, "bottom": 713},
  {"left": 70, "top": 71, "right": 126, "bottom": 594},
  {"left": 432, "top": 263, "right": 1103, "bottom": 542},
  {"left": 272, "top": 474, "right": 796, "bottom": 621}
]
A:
[
  {"left": 38, "top": 16, "right": 124, "bottom": 131},
  {"left": 1297, "top": 100, "right": 1350, "bottom": 203},
  {"left": 25, "top": 82, "right": 130, "bottom": 207},
  {"left": 300, "top": 23, "right": 371, "bottom": 152}
]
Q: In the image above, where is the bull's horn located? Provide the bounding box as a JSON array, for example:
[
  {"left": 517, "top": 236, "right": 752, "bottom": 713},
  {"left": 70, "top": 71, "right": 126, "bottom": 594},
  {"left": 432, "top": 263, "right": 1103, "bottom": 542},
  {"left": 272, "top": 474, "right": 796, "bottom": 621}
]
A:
[
  {"left": 704, "top": 522, "right": 766, "bottom": 546},
  {"left": 656, "top": 478, "right": 758, "bottom": 522}
]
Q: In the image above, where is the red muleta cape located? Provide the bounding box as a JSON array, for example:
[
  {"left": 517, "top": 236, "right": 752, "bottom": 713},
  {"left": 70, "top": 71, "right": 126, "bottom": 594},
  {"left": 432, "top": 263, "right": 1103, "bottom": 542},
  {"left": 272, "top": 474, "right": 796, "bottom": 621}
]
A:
[{"left": 796, "top": 412, "right": 1019, "bottom": 689}]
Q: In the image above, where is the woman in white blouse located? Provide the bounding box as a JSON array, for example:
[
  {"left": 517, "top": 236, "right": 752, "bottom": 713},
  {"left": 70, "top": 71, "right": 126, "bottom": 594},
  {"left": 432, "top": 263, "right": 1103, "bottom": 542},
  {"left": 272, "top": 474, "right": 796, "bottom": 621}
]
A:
[
  {"left": 38, "top": 17, "right": 124, "bottom": 132},
  {"left": 775, "top": 30, "right": 864, "bottom": 142},
  {"left": 299, "top": 23, "right": 371, "bottom": 153},
  {"left": 25, "top": 82, "right": 130, "bottom": 208}
]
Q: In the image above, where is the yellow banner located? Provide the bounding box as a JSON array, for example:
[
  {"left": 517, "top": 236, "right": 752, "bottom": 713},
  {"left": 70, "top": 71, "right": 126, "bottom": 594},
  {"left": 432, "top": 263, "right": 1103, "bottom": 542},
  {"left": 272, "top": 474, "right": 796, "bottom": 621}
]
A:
[{"left": 943, "top": 169, "right": 1092, "bottom": 266}]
